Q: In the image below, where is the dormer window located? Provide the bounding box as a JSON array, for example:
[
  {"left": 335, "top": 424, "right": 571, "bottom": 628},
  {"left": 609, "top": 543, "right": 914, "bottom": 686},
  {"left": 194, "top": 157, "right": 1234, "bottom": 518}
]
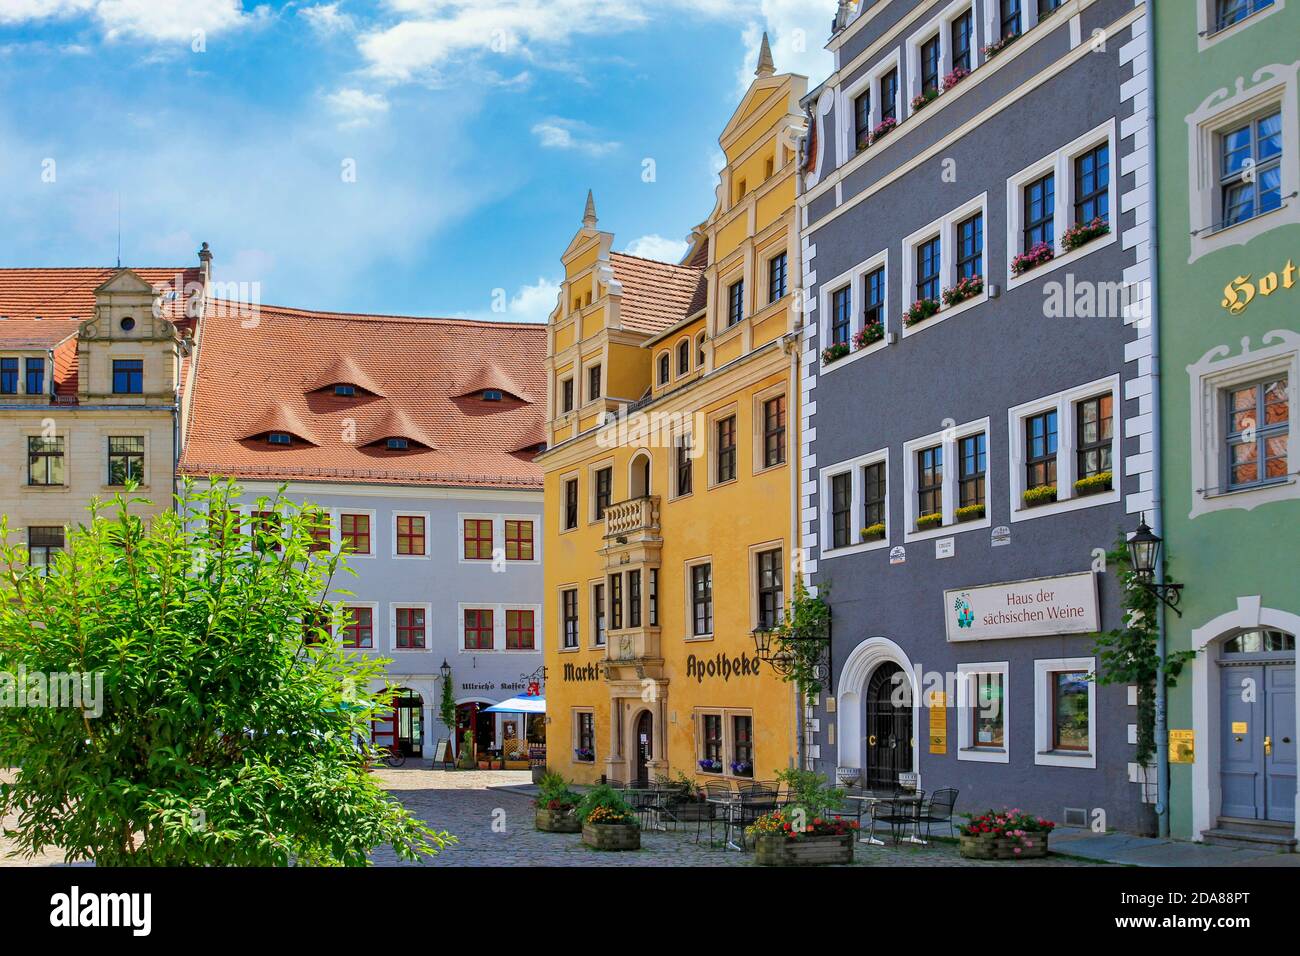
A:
[
  {"left": 334, "top": 384, "right": 356, "bottom": 397},
  {"left": 268, "top": 432, "right": 292, "bottom": 446},
  {"left": 482, "top": 389, "right": 503, "bottom": 402},
  {"left": 386, "top": 437, "right": 409, "bottom": 450}
]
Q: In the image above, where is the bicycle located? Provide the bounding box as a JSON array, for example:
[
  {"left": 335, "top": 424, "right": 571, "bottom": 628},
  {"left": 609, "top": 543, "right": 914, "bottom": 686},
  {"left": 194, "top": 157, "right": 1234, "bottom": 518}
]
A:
[{"left": 380, "top": 747, "right": 407, "bottom": 768}]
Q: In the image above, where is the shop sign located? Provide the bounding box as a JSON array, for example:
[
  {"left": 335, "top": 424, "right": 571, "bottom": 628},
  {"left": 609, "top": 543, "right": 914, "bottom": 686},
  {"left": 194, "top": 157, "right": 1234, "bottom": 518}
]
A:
[
  {"left": 1170, "top": 729, "right": 1195, "bottom": 764},
  {"left": 686, "top": 652, "right": 762, "bottom": 683},
  {"left": 889, "top": 546, "right": 906, "bottom": 565},
  {"left": 945, "top": 572, "right": 1099, "bottom": 642},
  {"left": 561, "top": 662, "right": 602, "bottom": 683},
  {"left": 1220, "top": 260, "right": 1297, "bottom": 315},
  {"left": 928, "top": 691, "right": 947, "bottom": 754}
]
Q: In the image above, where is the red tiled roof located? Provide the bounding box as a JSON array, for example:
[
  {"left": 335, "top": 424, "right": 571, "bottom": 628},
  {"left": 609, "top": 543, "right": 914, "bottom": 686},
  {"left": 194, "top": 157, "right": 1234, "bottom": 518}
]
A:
[
  {"left": 610, "top": 252, "right": 706, "bottom": 335},
  {"left": 179, "top": 301, "right": 547, "bottom": 490},
  {"left": 0, "top": 267, "right": 203, "bottom": 399}
]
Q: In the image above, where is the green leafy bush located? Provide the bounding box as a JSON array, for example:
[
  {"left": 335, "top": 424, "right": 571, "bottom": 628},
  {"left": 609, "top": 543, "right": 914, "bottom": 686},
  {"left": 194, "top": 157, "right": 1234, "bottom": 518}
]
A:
[
  {"left": 0, "top": 480, "right": 452, "bottom": 866},
  {"left": 535, "top": 771, "right": 580, "bottom": 810}
]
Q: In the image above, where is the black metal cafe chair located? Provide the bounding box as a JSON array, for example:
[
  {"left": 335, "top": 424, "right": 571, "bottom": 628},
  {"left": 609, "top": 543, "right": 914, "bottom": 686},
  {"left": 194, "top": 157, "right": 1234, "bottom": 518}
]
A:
[{"left": 919, "top": 788, "right": 959, "bottom": 840}]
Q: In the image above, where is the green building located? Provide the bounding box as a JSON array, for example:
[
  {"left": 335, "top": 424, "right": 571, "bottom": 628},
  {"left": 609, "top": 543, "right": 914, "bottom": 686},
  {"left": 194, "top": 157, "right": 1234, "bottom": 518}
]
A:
[{"left": 1155, "top": 0, "right": 1298, "bottom": 849}]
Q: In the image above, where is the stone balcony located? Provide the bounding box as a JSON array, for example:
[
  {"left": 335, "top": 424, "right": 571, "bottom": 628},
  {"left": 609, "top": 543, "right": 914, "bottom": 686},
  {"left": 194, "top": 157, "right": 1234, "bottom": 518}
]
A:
[{"left": 603, "top": 495, "right": 660, "bottom": 543}]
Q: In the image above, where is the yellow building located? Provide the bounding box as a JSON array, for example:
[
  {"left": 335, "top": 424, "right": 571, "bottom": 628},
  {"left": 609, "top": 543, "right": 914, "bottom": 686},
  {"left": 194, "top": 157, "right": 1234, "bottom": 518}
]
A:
[{"left": 540, "top": 39, "right": 808, "bottom": 787}]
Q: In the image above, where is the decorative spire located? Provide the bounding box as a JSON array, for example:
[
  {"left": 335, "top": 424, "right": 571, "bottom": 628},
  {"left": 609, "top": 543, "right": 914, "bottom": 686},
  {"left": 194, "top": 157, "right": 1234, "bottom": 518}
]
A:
[
  {"left": 583, "top": 190, "right": 598, "bottom": 229},
  {"left": 755, "top": 31, "right": 775, "bottom": 78}
]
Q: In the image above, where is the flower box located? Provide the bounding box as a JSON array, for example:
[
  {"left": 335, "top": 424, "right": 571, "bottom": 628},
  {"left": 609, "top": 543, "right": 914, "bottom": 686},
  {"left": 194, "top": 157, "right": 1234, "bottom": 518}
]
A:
[
  {"left": 1061, "top": 217, "right": 1110, "bottom": 252},
  {"left": 1074, "top": 471, "right": 1113, "bottom": 497},
  {"left": 535, "top": 807, "right": 581, "bottom": 833},
  {"left": 860, "top": 522, "right": 886, "bottom": 542},
  {"left": 573, "top": 748, "right": 594, "bottom": 763},
  {"left": 959, "top": 831, "right": 1050, "bottom": 860},
  {"left": 869, "top": 117, "right": 897, "bottom": 144},
  {"left": 916, "top": 513, "right": 943, "bottom": 531},
  {"left": 754, "top": 832, "right": 854, "bottom": 867},
  {"left": 504, "top": 759, "right": 530, "bottom": 771},
  {"left": 911, "top": 88, "right": 940, "bottom": 112},
  {"left": 853, "top": 321, "right": 884, "bottom": 349},
  {"left": 730, "top": 761, "right": 754, "bottom": 777},
  {"left": 1022, "top": 485, "right": 1058, "bottom": 508},
  {"left": 942, "top": 67, "right": 971, "bottom": 91},
  {"left": 956, "top": 503, "right": 985, "bottom": 523},
  {"left": 982, "top": 32, "right": 1020, "bottom": 59},
  {"left": 822, "top": 342, "right": 850, "bottom": 365},
  {"left": 698, "top": 758, "right": 723, "bottom": 773},
  {"left": 1012, "top": 242, "right": 1055, "bottom": 276},
  {"left": 582, "top": 822, "right": 640, "bottom": 851},
  {"left": 942, "top": 275, "right": 983, "bottom": 307},
  {"left": 904, "top": 298, "right": 941, "bottom": 327}
]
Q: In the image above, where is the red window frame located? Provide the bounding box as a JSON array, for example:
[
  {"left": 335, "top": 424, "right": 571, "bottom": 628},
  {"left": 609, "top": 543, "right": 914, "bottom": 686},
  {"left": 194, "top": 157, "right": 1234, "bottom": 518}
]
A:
[
  {"left": 506, "top": 609, "right": 535, "bottom": 650},
  {"left": 340, "top": 513, "right": 371, "bottom": 555},
  {"left": 463, "top": 518, "right": 493, "bottom": 560},
  {"left": 251, "top": 510, "right": 281, "bottom": 551},
  {"left": 342, "top": 606, "right": 373, "bottom": 648},
  {"left": 396, "top": 515, "right": 426, "bottom": 556},
  {"left": 464, "top": 608, "right": 494, "bottom": 649},
  {"left": 504, "top": 519, "right": 534, "bottom": 561},
  {"left": 307, "top": 511, "right": 331, "bottom": 552},
  {"left": 395, "top": 607, "right": 427, "bottom": 649}
]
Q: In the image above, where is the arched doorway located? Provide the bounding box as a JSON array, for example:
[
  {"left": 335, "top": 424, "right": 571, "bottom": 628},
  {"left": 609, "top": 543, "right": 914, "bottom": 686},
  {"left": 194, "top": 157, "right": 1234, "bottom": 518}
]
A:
[
  {"left": 1218, "top": 629, "right": 1295, "bottom": 823},
  {"left": 629, "top": 451, "right": 652, "bottom": 499},
  {"left": 865, "top": 662, "right": 913, "bottom": 790},
  {"left": 634, "top": 710, "right": 654, "bottom": 786}
]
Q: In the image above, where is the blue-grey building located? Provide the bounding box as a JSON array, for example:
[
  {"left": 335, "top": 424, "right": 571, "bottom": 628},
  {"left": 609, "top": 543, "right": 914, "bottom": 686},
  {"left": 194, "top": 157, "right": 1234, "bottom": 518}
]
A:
[
  {"left": 179, "top": 299, "right": 548, "bottom": 761},
  {"left": 798, "top": 0, "right": 1156, "bottom": 832}
]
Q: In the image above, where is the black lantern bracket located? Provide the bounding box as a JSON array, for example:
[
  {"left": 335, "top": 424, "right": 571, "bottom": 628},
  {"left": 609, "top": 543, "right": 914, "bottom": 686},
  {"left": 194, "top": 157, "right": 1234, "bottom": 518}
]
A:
[{"left": 1127, "top": 516, "right": 1185, "bottom": 617}]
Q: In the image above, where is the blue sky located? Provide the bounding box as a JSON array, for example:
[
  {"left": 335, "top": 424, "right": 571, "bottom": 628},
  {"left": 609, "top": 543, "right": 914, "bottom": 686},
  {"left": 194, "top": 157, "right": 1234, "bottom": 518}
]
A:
[{"left": 0, "top": 0, "right": 836, "bottom": 322}]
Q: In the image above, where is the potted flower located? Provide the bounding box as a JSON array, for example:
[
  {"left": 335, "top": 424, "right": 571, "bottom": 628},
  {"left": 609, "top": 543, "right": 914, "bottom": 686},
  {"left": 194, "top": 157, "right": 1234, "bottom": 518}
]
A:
[
  {"left": 916, "top": 512, "right": 943, "bottom": 531},
  {"left": 904, "top": 298, "right": 941, "bottom": 327},
  {"left": 860, "top": 522, "right": 886, "bottom": 542},
  {"left": 533, "top": 771, "right": 582, "bottom": 833},
  {"left": 1061, "top": 216, "right": 1110, "bottom": 252},
  {"left": 730, "top": 760, "right": 754, "bottom": 778},
  {"left": 911, "top": 88, "right": 940, "bottom": 112},
  {"left": 697, "top": 757, "right": 723, "bottom": 773},
  {"left": 1022, "top": 484, "right": 1058, "bottom": 508},
  {"left": 942, "top": 67, "right": 971, "bottom": 91},
  {"left": 657, "top": 771, "right": 709, "bottom": 821},
  {"left": 956, "top": 503, "right": 985, "bottom": 523},
  {"left": 856, "top": 131, "right": 870, "bottom": 153},
  {"left": 869, "top": 116, "right": 897, "bottom": 144},
  {"left": 1074, "top": 471, "right": 1113, "bottom": 497},
  {"left": 1011, "top": 241, "right": 1055, "bottom": 276},
  {"left": 577, "top": 784, "right": 641, "bottom": 851},
  {"left": 573, "top": 746, "right": 595, "bottom": 763},
  {"left": 959, "top": 809, "right": 1056, "bottom": 860},
  {"left": 941, "top": 274, "right": 983, "bottom": 307},
  {"left": 853, "top": 321, "right": 884, "bottom": 350},
  {"left": 750, "top": 769, "right": 857, "bottom": 866},
  {"left": 822, "top": 342, "right": 850, "bottom": 365}
]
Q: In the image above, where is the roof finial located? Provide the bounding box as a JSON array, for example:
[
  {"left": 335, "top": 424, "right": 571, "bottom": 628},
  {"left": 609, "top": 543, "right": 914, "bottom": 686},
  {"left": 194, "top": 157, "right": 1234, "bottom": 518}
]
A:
[
  {"left": 755, "top": 31, "right": 775, "bottom": 78},
  {"left": 583, "top": 190, "right": 598, "bottom": 229}
]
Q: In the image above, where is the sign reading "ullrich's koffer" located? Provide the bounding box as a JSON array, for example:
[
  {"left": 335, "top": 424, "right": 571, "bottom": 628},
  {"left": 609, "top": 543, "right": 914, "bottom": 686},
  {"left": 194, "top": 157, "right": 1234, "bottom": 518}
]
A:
[{"left": 944, "top": 572, "right": 1099, "bottom": 642}]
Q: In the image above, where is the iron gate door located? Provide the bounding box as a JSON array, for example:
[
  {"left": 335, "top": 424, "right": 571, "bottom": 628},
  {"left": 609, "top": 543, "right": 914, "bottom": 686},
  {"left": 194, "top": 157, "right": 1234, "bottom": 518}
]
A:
[{"left": 865, "top": 662, "right": 913, "bottom": 790}]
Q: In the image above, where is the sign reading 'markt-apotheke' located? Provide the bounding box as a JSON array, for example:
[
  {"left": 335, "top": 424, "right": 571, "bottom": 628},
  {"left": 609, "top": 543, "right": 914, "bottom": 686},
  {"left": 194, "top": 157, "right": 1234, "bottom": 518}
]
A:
[{"left": 944, "top": 572, "right": 1099, "bottom": 642}]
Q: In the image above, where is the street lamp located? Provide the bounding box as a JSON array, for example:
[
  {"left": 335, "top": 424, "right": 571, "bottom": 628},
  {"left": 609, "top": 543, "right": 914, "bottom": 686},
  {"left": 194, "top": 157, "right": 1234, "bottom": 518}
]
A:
[
  {"left": 1127, "top": 516, "right": 1184, "bottom": 616},
  {"left": 439, "top": 659, "right": 451, "bottom": 682},
  {"left": 750, "top": 625, "right": 775, "bottom": 659}
]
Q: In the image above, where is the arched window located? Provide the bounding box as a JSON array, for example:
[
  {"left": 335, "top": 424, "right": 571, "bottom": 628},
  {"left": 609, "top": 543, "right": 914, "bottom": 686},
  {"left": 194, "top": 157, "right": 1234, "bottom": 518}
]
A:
[
  {"left": 677, "top": 339, "right": 691, "bottom": 375},
  {"left": 696, "top": 332, "right": 707, "bottom": 369},
  {"left": 658, "top": 352, "right": 670, "bottom": 385}
]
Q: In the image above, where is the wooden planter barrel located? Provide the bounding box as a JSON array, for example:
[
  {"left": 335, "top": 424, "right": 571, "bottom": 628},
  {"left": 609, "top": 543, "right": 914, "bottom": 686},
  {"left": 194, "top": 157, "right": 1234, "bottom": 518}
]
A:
[
  {"left": 959, "top": 832, "right": 1050, "bottom": 860},
  {"left": 581, "top": 822, "right": 641, "bottom": 851},
  {"left": 535, "top": 807, "right": 581, "bottom": 833},
  {"left": 754, "top": 832, "right": 854, "bottom": 866}
]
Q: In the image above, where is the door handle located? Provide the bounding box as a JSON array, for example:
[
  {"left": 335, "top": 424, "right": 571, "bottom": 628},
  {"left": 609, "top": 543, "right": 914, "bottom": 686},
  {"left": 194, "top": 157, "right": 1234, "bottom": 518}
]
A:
[
  {"left": 868, "top": 735, "right": 877, "bottom": 746},
  {"left": 1265, "top": 736, "right": 1272, "bottom": 756}
]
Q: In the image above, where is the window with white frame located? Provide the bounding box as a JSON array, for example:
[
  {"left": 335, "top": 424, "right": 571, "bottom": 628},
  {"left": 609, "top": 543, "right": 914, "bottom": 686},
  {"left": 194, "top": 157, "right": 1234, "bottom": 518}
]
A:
[
  {"left": 1188, "top": 332, "right": 1299, "bottom": 517},
  {"left": 1187, "top": 66, "right": 1297, "bottom": 261},
  {"left": 905, "top": 1, "right": 980, "bottom": 117},
  {"left": 686, "top": 558, "right": 713, "bottom": 638},
  {"left": 1199, "top": 0, "right": 1282, "bottom": 48},
  {"left": 819, "top": 448, "right": 890, "bottom": 556},
  {"left": 657, "top": 351, "right": 671, "bottom": 386},
  {"left": 694, "top": 707, "right": 756, "bottom": 777},
  {"left": 392, "top": 512, "right": 429, "bottom": 558},
  {"left": 901, "top": 194, "right": 988, "bottom": 335},
  {"left": 957, "top": 662, "right": 1009, "bottom": 763},
  {"left": 1034, "top": 657, "right": 1096, "bottom": 768},
  {"left": 902, "top": 418, "right": 991, "bottom": 540},
  {"left": 839, "top": 50, "right": 903, "bottom": 162},
  {"left": 561, "top": 587, "right": 579, "bottom": 650},
  {"left": 1007, "top": 375, "right": 1120, "bottom": 522},
  {"left": 1006, "top": 120, "right": 1117, "bottom": 285},
  {"left": 573, "top": 709, "right": 596, "bottom": 762},
  {"left": 819, "top": 250, "right": 889, "bottom": 367},
  {"left": 591, "top": 580, "right": 607, "bottom": 647},
  {"left": 391, "top": 604, "right": 430, "bottom": 650}
]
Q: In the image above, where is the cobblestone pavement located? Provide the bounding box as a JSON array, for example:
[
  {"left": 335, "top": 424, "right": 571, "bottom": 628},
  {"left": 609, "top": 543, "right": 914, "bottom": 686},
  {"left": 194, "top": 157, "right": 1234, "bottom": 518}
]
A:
[{"left": 370, "top": 767, "right": 1102, "bottom": 867}]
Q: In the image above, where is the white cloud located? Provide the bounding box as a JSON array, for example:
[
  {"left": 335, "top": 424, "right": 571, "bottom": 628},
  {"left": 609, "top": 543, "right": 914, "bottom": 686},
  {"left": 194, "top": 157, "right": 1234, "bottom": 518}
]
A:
[
  {"left": 531, "top": 118, "right": 618, "bottom": 157},
  {"left": 623, "top": 234, "right": 688, "bottom": 263},
  {"left": 299, "top": 2, "right": 354, "bottom": 35},
  {"left": 461, "top": 277, "right": 560, "bottom": 324},
  {"left": 736, "top": 0, "right": 838, "bottom": 97},
  {"left": 0, "top": 0, "right": 270, "bottom": 42},
  {"left": 325, "top": 87, "right": 389, "bottom": 128}
]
